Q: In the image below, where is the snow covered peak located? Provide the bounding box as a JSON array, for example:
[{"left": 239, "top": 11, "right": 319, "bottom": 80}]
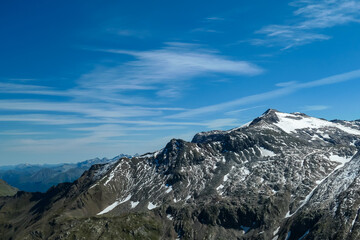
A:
[{"left": 274, "top": 112, "right": 360, "bottom": 136}]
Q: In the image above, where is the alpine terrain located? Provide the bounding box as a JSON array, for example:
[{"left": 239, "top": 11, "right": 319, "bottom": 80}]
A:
[
  {"left": 0, "top": 180, "right": 17, "bottom": 197},
  {"left": 1, "top": 109, "right": 360, "bottom": 240},
  {"left": 0, "top": 154, "right": 132, "bottom": 192}
]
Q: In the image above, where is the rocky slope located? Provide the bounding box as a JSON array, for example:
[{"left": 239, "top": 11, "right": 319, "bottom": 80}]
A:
[
  {"left": 0, "top": 109, "right": 359, "bottom": 240},
  {"left": 0, "top": 179, "right": 17, "bottom": 197}
]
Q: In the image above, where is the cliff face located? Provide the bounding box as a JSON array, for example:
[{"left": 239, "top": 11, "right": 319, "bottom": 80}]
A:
[{"left": 1, "top": 109, "right": 360, "bottom": 240}]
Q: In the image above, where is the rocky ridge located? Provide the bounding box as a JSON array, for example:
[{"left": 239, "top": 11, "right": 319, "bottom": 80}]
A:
[{"left": 0, "top": 109, "right": 359, "bottom": 240}]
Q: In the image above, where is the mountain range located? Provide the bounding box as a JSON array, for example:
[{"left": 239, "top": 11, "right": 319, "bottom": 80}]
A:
[
  {"left": 0, "top": 109, "right": 360, "bottom": 240},
  {"left": 0, "top": 154, "right": 132, "bottom": 192}
]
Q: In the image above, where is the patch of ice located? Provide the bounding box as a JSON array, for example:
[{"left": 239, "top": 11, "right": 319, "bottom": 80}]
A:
[
  {"left": 167, "top": 214, "right": 173, "bottom": 220},
  {"left": 272, "top": 236, "right": 278, "bottom": 240},
  {"left": 223, "top": 173, "right": 230, "bottom": 182}
]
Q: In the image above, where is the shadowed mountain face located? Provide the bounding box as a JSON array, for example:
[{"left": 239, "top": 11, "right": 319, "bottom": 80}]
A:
[
  {"left": 1, "top": 109, "right": 360, "bottom": 240},
  {"left": 0, "top": 154, "right": 132, "bottom": 192}
]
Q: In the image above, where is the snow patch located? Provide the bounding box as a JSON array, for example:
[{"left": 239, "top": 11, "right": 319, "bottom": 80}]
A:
[
  {"left": 329, "top": 154, "right": 353, "bottom": 170},
  {"left": 130, "top": 201, "right": 139, "bottom": 209},
  {"left": 259, "top": 147, "right": 276, "bottom": 157},
  {"left": 97, "top": 201, "right": 120, "bottom": 215},
  {"left": 97, "top": 195, "right": 132, "bottom": 215},
  {"left": 274, "top": 112, "right": 360, "bottom": 136},
  {"left": 165, "top": 186, "right": 173, "bottom": 193},
  {"left": 223, "top": 173, "right": 230, "bottom": 182},
  {"left": 350, "top": 210, "right": 359, "bottom": 232},
  {"left": 285, "top": 152, "right": 356, "bottom": 218},
  {"left": 147, "top": 202, "right": 158, "bottom": 210},
  {"left": 273, "top": 226, "right": 280, "bottom": 236}
]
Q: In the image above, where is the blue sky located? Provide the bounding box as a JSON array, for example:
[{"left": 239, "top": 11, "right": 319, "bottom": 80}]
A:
[{"left": 1, "top": 0, "right": 360, "bottom": 165}]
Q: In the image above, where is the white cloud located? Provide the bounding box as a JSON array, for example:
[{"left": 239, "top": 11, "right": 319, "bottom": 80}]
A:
[
  {"left": 300, "top": 105, "right": 330, "bottom": 111},
  {"left": 205, "top": 17, "right": 225, "bottom": 21},
  {"left": 0, "top": 100, "right": 162, "bottom": 118},
  {"left": 225, "top": 105, "right": 265, "bottom": 115},
  {"left": 0, "top": 130, "right": 50, "bottom": 136},
  {"left": 275, "top": 81, "right": 298, "bottom": 87},
  {"left": 204, "top": 118, "right": 241, "bottom": 129},
  {"left": 168, "top": 69, "right": 360, "bottom": 118},
  {"left": 254, "top": 25, "right": 330, "bottom": 49},
  {"left": 91, "top": 42, "right": 263, "bottom": 98},
  {"left": 253, "top": 0, "right": 360, "bottom": 49}
]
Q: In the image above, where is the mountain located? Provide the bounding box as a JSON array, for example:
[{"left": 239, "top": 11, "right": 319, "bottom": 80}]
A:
[
  {"left": 0, "top": 154, "right": 132, "bottom": 192},
  {"left": 0, "top": 179, "right": 17, "bottom": 197},
  {"left": 0, "top": 109, "right": 360, "bottom": 239}
]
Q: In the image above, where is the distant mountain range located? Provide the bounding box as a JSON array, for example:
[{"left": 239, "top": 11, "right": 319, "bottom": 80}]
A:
[
  {"left": 0, "top": 154, "right": 133, "bottom": 192},
  {"left": 1, "top": 109, "right": 360, "bottom": 239}
]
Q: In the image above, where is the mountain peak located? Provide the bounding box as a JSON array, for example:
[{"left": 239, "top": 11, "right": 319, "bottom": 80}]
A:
[
  {"left": 249, "top": 108, "right": 281, "bottom": 126},
  {"left": 263, "top": 108, "right": 280, "bottom": 115}
]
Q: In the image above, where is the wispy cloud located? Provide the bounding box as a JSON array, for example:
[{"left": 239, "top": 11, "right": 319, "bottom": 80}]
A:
[
  {"left": 0, "top": 130, "right": 51, "bottom": 136},
  {"left": 300, "top": 105, "right": 330, "bottom": 111},
  {"left": 2, "top": 43, "right": 262, "bottom": 104},
  {"left": 0, "top": 100, "right": 162, "bottom": 118},
  {"left": 205, "top": 17, "right": 225, "bottom": 21},
  {"left": 168, "top": 69, "right": 360, "bottom": 118},
  {"left": 204, "top": 118, "right": 241, "bottom": 129},
  {"left": 94, "top": 42, "right": 262, "bottom": 97},
  {"left": 252, "top": 0, "right": 360, "bottom": 49},
  {"left": 225, "top": 105, "right": 265, "bottom": 115},
  {"left": 191, "top": 28, "right": 221, "bottom": 33}
]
